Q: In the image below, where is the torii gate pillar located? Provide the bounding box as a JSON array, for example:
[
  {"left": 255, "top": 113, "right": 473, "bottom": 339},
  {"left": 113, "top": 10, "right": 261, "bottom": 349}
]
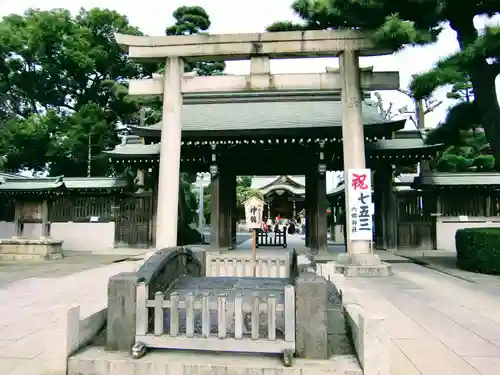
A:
[
  {"left": 337, "top": 50, "right": 392, "bottom": 276},
  {"left": 155, "top": 57, "right": 184, "bottom": 248}
]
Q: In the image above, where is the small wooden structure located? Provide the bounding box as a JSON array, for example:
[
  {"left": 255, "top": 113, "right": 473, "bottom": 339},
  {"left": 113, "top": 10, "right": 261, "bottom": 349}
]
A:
[
  {"left": 243, "top": 196, "right": 265, "bottom": 230},
  {"left": 257, "top": 230, "right": 287, "bottom": 248},
  {"left": 135, "top": 283, "right": 296, "bottom": 354},
  {"left": 131, "top": 247, "right": 298, "bottom": 364},
  {"left": 206, "top": 251, "right": 291, "bottom": 277}
]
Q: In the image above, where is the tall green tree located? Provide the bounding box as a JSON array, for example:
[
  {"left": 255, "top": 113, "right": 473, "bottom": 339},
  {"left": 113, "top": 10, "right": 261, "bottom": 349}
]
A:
[
  {"left": 268, "top": 0, "right": 500, "bottom": 169},
  {"left": 0, "top": 8, "right": 156, "bottom": 175},
  {"left": 166, "top": 6, "right": 225, "bottom": 76},
  {"left": 425, "top": 82, "right": 493, "bottom": 172}
]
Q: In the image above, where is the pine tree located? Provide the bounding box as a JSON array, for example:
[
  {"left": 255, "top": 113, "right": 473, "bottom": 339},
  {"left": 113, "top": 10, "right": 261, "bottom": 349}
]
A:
[{"left": 268, "top": 0, "right": 500, "bottom": 169}]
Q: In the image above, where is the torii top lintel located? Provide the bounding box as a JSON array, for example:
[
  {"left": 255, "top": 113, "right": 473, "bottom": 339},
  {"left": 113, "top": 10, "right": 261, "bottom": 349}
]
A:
[{"left": 114, "top": 29, "right": 393, "bottom": 61}]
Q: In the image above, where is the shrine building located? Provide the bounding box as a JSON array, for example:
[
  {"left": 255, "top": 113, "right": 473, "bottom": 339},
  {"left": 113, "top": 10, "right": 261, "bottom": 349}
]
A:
[
  {"left": 0, "top": 30, "right": 495, "bottom": 262},
  {"left": 102, "top": 29, "right": 447, "bottom": 268}
]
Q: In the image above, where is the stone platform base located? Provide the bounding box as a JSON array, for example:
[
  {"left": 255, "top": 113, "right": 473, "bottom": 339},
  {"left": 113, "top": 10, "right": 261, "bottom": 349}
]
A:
[
  {"left": 334, "top": 253, "right": 393, "bottom": 277},
  {"left": 69, "top": 347, "right": 362, "bottom": 375},
  {"left": 0, "top": 238, "right": 63, "bottom": 261},
  {"left": 334, "top": 262, "right": 393, "bottom": 277}
]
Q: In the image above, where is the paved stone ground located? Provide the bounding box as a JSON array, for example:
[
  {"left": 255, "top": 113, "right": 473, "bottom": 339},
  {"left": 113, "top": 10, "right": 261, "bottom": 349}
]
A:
[
  {"left": 236, "top": 237, "right": 500, "bottom": 374},
  {"left": 3, "top": 239, "right": 500, "bottom": 375},
  {"left": 341, "top": 256, "right": 500, "bottom": 375},
  {"left": 0, "top": 250, "right": 139, "bottom": 287},
  {"left": 202, "top": 231, "right": 252, "bottom": 246},
  {"left": 396, "top": 250, "right": 500, "bottom": 287},
  {"left": 0, "top": 256, "right": 141, "bottom": 374}
]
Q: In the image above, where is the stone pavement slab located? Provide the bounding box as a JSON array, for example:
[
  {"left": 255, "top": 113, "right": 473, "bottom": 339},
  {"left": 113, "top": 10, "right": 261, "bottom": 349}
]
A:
[
  {"left": 69, "top": 346, "right": 362, "bottom": 375},
  {"left": 0, "top": 260, "right": 140, "bottom": 374},
  {"left": 0, "top": 250, "right": 137, "bottom": 287},
  {"left": 344, "top": 261, "right": 500, "bottom": 375}
]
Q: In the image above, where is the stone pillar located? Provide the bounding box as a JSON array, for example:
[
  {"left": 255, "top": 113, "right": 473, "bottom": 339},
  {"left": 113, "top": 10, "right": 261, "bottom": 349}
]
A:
[
  {"left": 41, "top": 199, "right": 50, "bottom": 238},
  {"left": 155, "top": 56, "right": 184, "bottom": 249},
  {"left": 338, "top": 50, "right": 390, "bottom": 275},
  {"left": 295, "top": 272, "right": 328, "bottom": 359},
  {"left": 106, "top": 272, "right": 138, "bottom": 351},
  {"left": 340, "top": 49, "right": 370, "bottom": 256}
]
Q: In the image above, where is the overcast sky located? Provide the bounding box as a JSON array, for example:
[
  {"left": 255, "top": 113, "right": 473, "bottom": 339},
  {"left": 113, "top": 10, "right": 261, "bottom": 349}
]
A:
[{"left": 1, "top": 0, "right": 499, "bottom": 129}]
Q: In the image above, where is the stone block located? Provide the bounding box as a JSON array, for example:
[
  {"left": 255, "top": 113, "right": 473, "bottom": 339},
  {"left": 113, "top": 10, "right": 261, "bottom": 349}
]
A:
[
  {"left": 328, "top": 308, "right": 347, "bottom": 335},
  {"left": 106, "top": 272, "right": 138, "bottom": 351},
  {"left": 359, "top": 314, "right": 390, "bottom": 375},
  {"left": 68, "top": 347, "right": 364, "bottom": 375},
  {"left": 189, "top": 247, "right": 207, "bottom": 276},
  {"left": 0, "top": 238, "right": 63, "bottom": 261},
  {"left": 43, "top": 304, "right": 80, "bottom": 375},
  {"left": 137, "top": 246, "right": 203, "bottom": 295},
  {"left": 336, "top": 263, "right": 393, "bottom": 277},
  {"left": 328, "top": 333, "right": 353, "bottom": 356},
  {"left": 294, "top": 271, "right": 328, "bottom": 359},
  {"left": 336, "top": 253, "right": 381, "bottom": 266}
]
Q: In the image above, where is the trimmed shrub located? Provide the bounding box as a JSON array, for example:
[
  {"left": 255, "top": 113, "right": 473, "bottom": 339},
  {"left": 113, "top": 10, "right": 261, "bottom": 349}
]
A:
[{"left": 455, "top": 228, "right": 500, "bottom": 275}]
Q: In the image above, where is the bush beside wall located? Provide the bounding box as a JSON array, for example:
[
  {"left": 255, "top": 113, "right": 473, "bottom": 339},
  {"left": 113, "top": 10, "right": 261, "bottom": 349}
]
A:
[{"left": 455, "top": 228, "right": 500, "bottom": 275}]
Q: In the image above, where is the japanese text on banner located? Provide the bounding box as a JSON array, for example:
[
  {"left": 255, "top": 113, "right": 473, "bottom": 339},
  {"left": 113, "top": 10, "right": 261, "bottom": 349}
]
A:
[{"left": 346, "top": 169, "right": 374, "bottom": 241}]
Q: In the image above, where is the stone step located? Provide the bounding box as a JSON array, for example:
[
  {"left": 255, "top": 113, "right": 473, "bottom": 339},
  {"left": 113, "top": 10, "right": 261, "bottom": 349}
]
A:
[
  {"left": 68, "top": 346, "right": 362, "bottom": 375},
  {"left": 0, "top": 253, "right": 62, "bottom": 261}
]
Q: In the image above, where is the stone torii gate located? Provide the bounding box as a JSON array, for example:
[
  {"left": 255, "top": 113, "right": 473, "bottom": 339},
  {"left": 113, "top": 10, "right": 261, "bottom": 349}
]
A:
[{"left": 115, "top": 30, "right": 398, "bottom": 274}]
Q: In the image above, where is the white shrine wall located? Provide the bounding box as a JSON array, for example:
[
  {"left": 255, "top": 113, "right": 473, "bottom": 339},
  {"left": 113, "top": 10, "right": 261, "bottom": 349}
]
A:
[
  {"left": 435, "top": 216, "right": 500, "bottom": 252},
  {"left": 0, "top": 221, "right": 115, "bottom": 252},
  {"left": 51, "top": 222, "right": 115, "bottom": 251},
  {"left": 0, "top": 221, "right": 15, "bottom": 238}
]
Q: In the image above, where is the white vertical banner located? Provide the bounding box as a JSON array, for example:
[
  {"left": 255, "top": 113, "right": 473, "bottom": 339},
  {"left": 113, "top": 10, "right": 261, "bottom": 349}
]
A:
[{"left": 346, "top": 168, "right": 374, "bottom": 241}]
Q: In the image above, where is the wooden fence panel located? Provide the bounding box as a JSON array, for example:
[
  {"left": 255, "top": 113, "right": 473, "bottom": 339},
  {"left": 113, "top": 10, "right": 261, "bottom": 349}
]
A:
[
  {"left": 135, "top": 285, "right": 296, "bottom": 354},
  {"left": 49, "top": 196, "right": 114, "bottom": 222}
]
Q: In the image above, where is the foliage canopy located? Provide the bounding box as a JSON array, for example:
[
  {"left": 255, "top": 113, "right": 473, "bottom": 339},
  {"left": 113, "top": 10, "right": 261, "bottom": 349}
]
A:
[{"left": 268, "top": 0, "right": 500, "bottom": 169}]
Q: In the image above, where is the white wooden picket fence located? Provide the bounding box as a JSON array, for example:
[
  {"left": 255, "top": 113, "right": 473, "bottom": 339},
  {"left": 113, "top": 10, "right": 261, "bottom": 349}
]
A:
[
  {"left": 135, "top": 282, "right": 296, "bottom": 353},
  {"left": 206, "top": 252, "right": 291, "bottom": 278}
]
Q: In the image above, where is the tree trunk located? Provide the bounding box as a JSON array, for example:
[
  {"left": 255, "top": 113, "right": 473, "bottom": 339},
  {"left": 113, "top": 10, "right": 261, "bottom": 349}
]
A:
[
  {"left": 451, "top": 18, "right": 500, "bottom": 171},
  {"left": 469, "top": 67, "right": 500, "bottom": 170}
]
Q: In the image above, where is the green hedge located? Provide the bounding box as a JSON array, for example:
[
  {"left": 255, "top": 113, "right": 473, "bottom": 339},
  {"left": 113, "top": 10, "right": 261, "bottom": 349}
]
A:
[{"left": 455, "top": 228, "right": 500, "bottom": 275}]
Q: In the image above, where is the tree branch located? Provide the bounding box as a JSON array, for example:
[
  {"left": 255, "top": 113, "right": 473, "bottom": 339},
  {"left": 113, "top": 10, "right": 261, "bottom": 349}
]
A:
[{"left": 424, "top": 100, "right": 443, "bottom": 114}]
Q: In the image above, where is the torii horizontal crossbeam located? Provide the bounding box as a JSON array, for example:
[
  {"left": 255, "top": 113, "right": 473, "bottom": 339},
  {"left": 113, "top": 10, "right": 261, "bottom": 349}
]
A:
[
  {"left": 115, "top": 30, "right": 392, "bottom": 61},
  {"left": 128, "top": 71, "right": 399, "bottom": 98}
]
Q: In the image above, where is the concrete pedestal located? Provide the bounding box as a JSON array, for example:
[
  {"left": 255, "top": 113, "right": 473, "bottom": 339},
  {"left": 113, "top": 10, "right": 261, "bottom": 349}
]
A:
[
  {"left": 335, "top": 253, "right": 392, "bottom": 277},
  {"left": 0, "top": 238, "right": 63, "bottom": 261}
]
